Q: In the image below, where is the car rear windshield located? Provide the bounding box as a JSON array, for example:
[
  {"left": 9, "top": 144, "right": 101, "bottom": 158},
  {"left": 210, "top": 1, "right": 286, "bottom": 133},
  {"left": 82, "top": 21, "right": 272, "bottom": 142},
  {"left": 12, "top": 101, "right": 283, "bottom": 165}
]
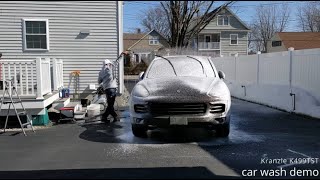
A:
[{"left": 146, "top": 57, "right": 216, "bottom": 78}]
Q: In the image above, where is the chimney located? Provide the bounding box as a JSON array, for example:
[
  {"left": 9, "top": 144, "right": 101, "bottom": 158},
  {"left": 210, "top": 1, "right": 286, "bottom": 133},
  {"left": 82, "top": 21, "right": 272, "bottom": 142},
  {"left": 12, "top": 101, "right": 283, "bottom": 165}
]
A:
[{"left": 136, "top": 28, "right": 141, "bottom": 34}]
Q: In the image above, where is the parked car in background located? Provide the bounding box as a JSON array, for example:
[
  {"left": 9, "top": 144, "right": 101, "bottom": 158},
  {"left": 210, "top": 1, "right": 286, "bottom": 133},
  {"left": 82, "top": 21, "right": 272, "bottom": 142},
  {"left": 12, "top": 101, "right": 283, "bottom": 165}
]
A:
[{"left": 129, "top": 55, "right": 231, "bottom": 137}]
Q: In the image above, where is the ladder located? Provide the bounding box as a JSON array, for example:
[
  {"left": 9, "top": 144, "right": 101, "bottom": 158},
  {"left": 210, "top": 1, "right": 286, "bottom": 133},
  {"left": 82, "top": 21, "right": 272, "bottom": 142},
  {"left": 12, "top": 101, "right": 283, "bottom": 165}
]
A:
[
  {"left": 71, "top": 70, "right": 80, "bottom": 100},
  {"left": 0, "top": 80, "right": 35, "bottom": 136}
]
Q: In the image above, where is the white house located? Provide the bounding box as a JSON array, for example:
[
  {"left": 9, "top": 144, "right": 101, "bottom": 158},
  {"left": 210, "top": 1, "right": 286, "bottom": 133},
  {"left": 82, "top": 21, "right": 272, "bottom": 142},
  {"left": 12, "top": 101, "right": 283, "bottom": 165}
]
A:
[{"left": 0, "top": 1, "right": 123, "bottom": 116}]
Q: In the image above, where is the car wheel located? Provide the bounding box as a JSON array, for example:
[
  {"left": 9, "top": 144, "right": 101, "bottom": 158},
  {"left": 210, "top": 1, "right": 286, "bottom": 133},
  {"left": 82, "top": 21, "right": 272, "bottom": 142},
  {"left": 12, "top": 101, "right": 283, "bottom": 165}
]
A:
[
  {"left": 132, "top": 124, "right": 148, "bottom": 137},
  {"left": 215, "top": 122, "right": 230, "bottom": 137}
]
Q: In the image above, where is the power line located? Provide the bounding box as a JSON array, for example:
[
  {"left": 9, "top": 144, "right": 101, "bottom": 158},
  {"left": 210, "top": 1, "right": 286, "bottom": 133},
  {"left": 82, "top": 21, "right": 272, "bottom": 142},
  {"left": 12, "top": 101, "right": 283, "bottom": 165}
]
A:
[
  {"left": 230, "top": 1, "right": 303, "bottom": 8},
  {"left": 123, "top": 38, "right": 320, "bottom": 42},
  {"left": 125, "top": 1, "right": 160, "bottom": 6}
]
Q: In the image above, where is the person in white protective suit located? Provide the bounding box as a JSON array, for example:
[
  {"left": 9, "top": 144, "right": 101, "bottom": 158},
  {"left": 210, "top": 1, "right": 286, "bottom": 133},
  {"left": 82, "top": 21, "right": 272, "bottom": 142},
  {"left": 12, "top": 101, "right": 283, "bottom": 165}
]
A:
[{"left": 98, "top": 59, "right": 119, "bottom": 123}]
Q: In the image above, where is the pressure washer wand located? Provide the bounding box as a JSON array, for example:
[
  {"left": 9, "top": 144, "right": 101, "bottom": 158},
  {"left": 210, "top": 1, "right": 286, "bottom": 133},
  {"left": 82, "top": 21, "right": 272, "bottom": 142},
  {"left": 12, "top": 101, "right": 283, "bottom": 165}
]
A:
[{"left": 113, "top": 51, "right": 128, "bottom": 65}]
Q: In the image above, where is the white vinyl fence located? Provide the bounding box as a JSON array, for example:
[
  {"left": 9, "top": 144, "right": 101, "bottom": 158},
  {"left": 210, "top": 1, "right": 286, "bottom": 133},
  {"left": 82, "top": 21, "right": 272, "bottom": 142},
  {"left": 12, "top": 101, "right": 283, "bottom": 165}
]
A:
[
  {"left": 37, "top": 57, "right": 51, "bottom": 98},
  {"left": 112, "top": 57, "right": 124, "bottom": 96},
  {"left": 212, "top": 48, "right": 320, "bottom": 118},
  {"left": 52, "top": 58, "right": 64, "bottom": 91},
  {"left": 0, "top": 57, "right": 64, "bottom": 99}
]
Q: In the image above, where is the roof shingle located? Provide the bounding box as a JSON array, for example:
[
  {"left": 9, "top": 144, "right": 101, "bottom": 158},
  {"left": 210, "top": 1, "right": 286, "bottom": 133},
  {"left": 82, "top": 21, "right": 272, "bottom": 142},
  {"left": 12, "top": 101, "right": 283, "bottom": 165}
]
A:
[
  {"left": 123, "top": 33, "right": 146, "bottom": 50},
  {"left": 278, "top": 32, "right": 320, "bottom": 50}
]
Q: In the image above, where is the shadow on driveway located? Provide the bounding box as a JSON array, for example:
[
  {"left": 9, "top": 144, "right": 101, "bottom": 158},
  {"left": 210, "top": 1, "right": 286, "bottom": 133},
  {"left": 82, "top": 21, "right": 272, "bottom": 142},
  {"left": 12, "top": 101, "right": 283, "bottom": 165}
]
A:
[
  {"left": 78, "top": 117, "right": 231, "bottom": 145},
  {"left": 0, "top": 166, "right": 239, "bottom": 179}
]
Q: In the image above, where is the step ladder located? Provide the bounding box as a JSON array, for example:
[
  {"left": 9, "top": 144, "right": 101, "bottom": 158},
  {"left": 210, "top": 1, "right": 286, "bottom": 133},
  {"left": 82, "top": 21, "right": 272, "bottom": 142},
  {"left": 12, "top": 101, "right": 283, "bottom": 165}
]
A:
[{"left": 0, "top": 80, "right": 35, "bottom": 136}]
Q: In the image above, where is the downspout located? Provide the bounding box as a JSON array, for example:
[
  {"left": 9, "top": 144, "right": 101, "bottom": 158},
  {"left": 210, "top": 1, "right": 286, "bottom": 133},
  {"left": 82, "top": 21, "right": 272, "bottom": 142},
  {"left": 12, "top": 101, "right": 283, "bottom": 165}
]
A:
[
  {"left": 241, "top": 85, "right": 246, "bottom": 97},
  {"left": 288, "top": 47, "right": 295, "bottom": 111},
  {"left": 116, "top": 1, "right": 124, "bottom": 96},
  {"left": 0, "top": 53, "right": 2, "bottom": 81}
]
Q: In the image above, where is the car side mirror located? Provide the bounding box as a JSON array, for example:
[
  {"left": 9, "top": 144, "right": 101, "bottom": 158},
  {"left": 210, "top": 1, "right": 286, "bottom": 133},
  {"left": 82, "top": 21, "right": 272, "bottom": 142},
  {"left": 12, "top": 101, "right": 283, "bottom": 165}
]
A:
[
  {"left": 218, "top": 71, "right": 225, "bottom": 79},
  {"left": 138, "top": 71, "right": 145, "bottom": 81}
]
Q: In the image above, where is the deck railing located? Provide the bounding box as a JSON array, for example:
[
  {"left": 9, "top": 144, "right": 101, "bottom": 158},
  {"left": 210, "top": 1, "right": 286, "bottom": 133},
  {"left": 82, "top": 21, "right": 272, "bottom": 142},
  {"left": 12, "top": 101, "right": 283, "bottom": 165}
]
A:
[
  {"left": 52, "top": 58, "right": 64, "bottom": 91},
  {"left": 198, "top": 42, "right": 220, "bottom": 50},
  {"left": 0, "top": 57, "right": 64, "bottom": 99}
]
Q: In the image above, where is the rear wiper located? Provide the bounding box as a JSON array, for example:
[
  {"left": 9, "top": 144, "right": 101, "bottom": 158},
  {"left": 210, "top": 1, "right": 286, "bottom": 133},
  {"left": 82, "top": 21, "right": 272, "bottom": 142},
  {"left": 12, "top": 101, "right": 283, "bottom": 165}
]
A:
[
  {"left": 154, "top": 55, "right": 177, "bottom": 76},
  {"left": 186, "top": 56, "right": 206, "bottom": 75}
]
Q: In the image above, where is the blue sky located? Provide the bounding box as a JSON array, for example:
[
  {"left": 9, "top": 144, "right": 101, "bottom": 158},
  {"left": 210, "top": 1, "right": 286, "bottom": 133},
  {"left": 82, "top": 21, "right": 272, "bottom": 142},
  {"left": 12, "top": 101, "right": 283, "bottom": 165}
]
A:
[{"left": 123, "top": 1, "right": 309, "bottom": 33}]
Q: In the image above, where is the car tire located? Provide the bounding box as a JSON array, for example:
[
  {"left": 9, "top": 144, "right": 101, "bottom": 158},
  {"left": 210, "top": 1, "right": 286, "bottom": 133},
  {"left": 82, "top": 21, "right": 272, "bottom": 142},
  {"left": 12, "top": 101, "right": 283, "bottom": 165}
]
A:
[
  {"left": 215, "top": 122, "right": 230, "bottom": 137},
  {"left": 132, "top": 124, "right": 148, "bottom": 137}
]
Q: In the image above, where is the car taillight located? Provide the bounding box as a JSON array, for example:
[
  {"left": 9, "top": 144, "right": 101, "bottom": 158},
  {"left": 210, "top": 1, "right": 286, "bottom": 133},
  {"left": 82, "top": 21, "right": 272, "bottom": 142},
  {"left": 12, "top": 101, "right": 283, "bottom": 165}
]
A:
[
  {"left": 134, "top": 104, "right": 148, "bottom": 113},
  {"left": 209, "top": 103, "right": 225, "bottom": 113}
]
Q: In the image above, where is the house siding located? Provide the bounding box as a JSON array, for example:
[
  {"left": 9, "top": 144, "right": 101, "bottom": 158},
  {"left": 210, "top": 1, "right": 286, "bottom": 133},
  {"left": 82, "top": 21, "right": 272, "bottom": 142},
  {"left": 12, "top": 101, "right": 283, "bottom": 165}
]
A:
[
  {"left": 198, "top": 8, "right": 249, "bottom": 57},
  {"left": 0, "top": 1, "right": 121, "bottom": 93},
  {"left": 220, "top": 31, "right": 248, "bottom": 56},
  {"left": 267, "top": 34, "right": 287, "bottom": 53},
  {"left": 130, "top": 31, "right": 169, "bottom": 53},
  {"left": 203, "top": 9, "right": 248, "bottom": 31}
]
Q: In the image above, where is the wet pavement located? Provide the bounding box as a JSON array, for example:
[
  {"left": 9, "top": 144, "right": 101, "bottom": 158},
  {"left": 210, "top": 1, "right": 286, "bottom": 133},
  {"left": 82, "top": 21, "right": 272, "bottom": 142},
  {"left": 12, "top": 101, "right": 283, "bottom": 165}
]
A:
[{"left": 0, "top": 98, "right": 319, "bottom": 179}]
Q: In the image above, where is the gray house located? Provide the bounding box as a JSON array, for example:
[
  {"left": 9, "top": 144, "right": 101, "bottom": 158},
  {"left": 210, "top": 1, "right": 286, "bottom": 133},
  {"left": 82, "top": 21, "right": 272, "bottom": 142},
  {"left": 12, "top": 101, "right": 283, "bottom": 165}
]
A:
[
  {"left": 195, "top": 6, "right": 250, "bottom": 57},
  {"left": 0, "top": 1, "right": 123, "bottom": 116},
  {"left": 124, "top": 29, "right": 170, "bottom": 65}
]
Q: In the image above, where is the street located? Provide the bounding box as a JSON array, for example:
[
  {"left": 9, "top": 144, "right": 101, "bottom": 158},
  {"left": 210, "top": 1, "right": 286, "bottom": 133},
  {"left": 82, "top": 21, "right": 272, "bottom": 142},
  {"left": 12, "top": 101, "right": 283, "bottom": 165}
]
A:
[{"left": 0, "top": 98, "right": 319, "bottom": 179}]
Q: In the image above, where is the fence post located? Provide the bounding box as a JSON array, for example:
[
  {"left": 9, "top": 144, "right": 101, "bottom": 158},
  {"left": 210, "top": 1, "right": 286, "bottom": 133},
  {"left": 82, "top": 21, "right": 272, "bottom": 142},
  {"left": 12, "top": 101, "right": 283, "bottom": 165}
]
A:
[
  {"left": 36, "top": 57, "right": 44, "bottom": 99},
  {"left": 288, "top": 47, "right": 295, "bottom": 111},
  {"left": 52, "top": 58, "right": 57, "bottom": 91},
  {"left": 234, "top": 54, "right": 237, "bottom": 83},
  {"left": 46, "top": 58, "right": 52, "bottom": 95},
  {"left": 59, "top": 59, "right": 64, "bottom": 89},
  {"left": 1, "top": 62, "right": 5, "bottom": 91},
  {"left": 288, "top": 47, "right": 294, "bottom": 90},
  {"left": 257, "top": 51, "right": 261, "bottom": 84},
  {"left": 8, "top": 63, "right": 12, "bottom": 96}
]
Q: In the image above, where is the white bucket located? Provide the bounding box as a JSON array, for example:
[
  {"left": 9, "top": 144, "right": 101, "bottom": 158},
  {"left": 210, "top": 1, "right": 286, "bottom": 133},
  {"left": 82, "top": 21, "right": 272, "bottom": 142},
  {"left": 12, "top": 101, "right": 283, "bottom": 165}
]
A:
[
  {"left": 74, "top": 104, "right": 86, "bottom": 120},
  {"left": 87, "top": 104, "right": 100, "bottom": 118}
]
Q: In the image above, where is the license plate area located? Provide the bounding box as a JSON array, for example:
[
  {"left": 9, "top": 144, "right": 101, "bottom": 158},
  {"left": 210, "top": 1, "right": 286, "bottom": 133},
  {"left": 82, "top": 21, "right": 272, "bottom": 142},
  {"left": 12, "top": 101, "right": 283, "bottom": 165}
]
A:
[{"left": 170, "top": 117, "right": 188, "bottom": 125}]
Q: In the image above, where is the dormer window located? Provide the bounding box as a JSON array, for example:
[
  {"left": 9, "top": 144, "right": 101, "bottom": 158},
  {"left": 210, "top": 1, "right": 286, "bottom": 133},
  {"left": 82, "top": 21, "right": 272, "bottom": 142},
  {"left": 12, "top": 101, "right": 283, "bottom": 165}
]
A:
[
  {"left": 218, "top": 15, "right": 229, "bottom": 26},
  {"left": 272, "top": 41, "right": 282, "bottom": 47},
  {"left": 149, "top": 36, "right": 159, "bottom": 45}
]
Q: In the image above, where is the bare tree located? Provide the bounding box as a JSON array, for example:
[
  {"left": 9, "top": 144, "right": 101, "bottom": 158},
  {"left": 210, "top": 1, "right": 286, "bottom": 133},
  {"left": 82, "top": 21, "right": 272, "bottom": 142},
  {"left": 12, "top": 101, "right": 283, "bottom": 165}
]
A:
[
  {"left": 297, "top": 2, "right": 320, "bottom": 32},
  {"left": 250, "top": 4, "right": 290, "bottom": 52},
  {"left": 140, "top": 6, "right": 170, "bottom": 40},
  {"left": 161, "top": 1, "right": 234, "bottom": 49},
  {"left": 141, "top": 1, "right": 233, "bottom": 49},
  {"left": 248, "top": 23, "right": 264, "bottom": 53}
]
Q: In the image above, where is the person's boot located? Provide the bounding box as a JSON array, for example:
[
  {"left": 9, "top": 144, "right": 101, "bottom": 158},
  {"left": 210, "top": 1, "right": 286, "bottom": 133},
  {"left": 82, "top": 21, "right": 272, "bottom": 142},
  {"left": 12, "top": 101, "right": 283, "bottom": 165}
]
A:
[
  {"left": 101, "top": 113, "right": 109, "bottom": 123},
  {"left": 112, "top": 115, "right": 120, "bottom": 122}
]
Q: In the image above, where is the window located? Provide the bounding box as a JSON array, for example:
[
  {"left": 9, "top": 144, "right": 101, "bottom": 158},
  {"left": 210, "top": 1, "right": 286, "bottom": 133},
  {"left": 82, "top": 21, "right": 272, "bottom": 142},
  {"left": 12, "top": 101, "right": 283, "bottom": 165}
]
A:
[
  {"left": 204, "top": 35, "right": 211, "bottom": 49},
  {"left": 218, "top": 15, "right": 229, "bottom": 26},
  {"left": 205, "top": 35, "right": 211, "bottom": 42},
  {"left": 149, "top": 36, "right": 159, "bottom": 45},
  {"left": 147, "top": 58, "right": 215, "bottom": 78},
  {"left": 23, "top": 19, "right": 49, "bottom": 51},
  {"left": 230, "top": 34, "right": 238, "bottom": 45},
  {"left": 272, "top": 41, "right": 282, "bottom": 47}
]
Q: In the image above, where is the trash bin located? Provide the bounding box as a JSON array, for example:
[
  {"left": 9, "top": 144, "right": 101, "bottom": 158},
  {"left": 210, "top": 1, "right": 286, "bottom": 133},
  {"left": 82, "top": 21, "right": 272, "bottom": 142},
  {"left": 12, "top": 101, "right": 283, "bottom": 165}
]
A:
[
  {"left": 32, "top": 108, "right": 49, "bottom": 126},
  {"left": 61, "top": 88, "right": 70, "bottom": 98}
]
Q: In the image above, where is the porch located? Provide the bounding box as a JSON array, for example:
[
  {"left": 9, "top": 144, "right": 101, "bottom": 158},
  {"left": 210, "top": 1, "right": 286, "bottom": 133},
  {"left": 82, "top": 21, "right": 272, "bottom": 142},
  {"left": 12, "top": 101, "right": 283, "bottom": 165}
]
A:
[
  {"left": 0, "top": 58, "right": 64, "bottom": 115},
  {"left": 198, "top": 33, "right": 220, "bottom": 49}
]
